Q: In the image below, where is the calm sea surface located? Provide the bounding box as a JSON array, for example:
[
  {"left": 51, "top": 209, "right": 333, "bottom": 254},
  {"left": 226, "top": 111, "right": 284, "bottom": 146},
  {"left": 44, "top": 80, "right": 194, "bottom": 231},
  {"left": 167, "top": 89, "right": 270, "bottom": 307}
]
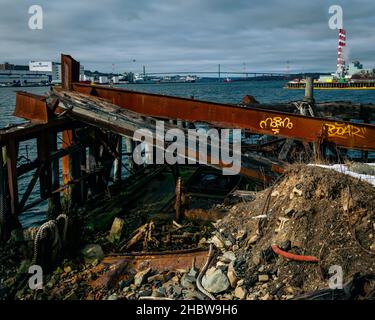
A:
[{"left": 1, "top": 80, "right": 374, "bottom": 227}]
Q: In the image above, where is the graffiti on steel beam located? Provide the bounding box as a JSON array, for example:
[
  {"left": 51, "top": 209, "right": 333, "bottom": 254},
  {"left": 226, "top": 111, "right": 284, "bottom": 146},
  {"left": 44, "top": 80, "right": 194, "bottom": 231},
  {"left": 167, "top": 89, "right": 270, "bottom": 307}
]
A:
[
  {"left": 324, "top": 123, "right": 366, "bottom": 139},
  {"left": 259, "top": 117, "right": 294, "bottom": 134}
]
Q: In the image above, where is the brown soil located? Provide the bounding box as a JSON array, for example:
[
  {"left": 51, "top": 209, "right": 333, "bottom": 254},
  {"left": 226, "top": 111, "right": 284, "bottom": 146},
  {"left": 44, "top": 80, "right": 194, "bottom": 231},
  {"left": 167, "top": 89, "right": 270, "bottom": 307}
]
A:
[{"left": 217, "top": 164, "right": 375, "bottom": 295}]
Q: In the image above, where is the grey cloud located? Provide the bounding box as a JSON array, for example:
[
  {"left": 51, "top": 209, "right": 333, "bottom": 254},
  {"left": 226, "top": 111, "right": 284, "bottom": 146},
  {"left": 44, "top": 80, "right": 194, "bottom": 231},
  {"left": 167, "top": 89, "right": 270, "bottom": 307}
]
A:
[{"left": 0, "top": 0, "right": 374, "bottom": 73}]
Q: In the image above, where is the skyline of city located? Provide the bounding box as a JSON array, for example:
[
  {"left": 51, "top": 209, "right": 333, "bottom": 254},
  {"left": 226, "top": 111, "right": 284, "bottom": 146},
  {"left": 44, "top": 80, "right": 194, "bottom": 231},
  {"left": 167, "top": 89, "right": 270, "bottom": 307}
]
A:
[{"left": 0, "top": 0, "right": 374, "bottom": 73}]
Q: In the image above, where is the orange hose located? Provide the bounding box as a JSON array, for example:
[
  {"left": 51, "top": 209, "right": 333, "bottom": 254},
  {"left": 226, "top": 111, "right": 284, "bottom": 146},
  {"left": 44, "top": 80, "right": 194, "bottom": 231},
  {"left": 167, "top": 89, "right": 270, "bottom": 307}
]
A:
[{"left": 271, "top": 245, "right": 319, "bottom": 262}]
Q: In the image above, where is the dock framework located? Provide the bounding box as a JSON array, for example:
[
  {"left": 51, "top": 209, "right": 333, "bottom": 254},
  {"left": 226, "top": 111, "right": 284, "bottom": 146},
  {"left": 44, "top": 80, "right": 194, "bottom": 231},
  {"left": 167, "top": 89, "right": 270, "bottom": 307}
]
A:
[{"left": 0, "top": 53, "right": 374, "bottom": 243}]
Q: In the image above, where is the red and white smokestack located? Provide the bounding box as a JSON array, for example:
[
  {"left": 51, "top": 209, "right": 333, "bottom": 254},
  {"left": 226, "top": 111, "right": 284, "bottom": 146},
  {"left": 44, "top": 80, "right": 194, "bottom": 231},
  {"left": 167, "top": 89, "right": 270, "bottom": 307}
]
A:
[{"left": 337, "top": 29, "right": 346, "bottom": 77}]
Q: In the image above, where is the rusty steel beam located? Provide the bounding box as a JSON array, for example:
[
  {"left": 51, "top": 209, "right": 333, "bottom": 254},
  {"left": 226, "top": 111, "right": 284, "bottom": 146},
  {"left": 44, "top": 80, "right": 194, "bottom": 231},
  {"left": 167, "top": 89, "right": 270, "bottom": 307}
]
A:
[
  {"left": 61, "top": 54, "right": 80, "bottom": 91},
  {"left": 71, "top": 83, "right": 375, "bottom": 151},
  {"left": 14, "top": 92, "right": 52, "bottom": 124},
  {"left": 90, "top": 249, "right": 209, "bottom": 290},
  {"left": 53, "top": 90, "right": 281, "bottom": 182}
]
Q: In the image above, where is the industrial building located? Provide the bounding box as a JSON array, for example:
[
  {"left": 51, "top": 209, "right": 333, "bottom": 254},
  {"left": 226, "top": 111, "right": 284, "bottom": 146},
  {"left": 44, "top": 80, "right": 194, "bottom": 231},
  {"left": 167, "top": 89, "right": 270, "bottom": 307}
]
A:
[{"left": 0, "top": 61, "right": 64, "bottom": 86}]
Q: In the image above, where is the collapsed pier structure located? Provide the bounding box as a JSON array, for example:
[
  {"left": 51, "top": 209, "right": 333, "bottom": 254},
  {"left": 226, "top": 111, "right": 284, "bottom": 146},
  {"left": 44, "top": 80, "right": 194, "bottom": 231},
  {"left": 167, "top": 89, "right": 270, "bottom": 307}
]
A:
[{"left": 0, "top": 54, "right": 374, "bottom": 300}]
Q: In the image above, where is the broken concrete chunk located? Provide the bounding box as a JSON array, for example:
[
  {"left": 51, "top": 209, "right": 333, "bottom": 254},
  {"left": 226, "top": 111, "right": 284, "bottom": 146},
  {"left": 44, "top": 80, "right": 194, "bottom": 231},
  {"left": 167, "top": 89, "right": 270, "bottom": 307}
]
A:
[
  {"left": 147, "top": 274, "right": 165, "bottom": 283},
  {"left": 234, "top": 286, "right": 247, "bottom": 300},
  {"left": 218, "top": 252, "right": 235, "bottom": 264},
  {"left": 227, "top": 263, "right": 238, "bottom": 288},
  {"left": 252, "top": 255, "right": 261, "bottom": 266},
  {"left": 188, "top": 266, "right": 198, "bottom": 278},
  {"left": 202, "top": 267, "right": 230, "bottom": 293},
  {"left": 210, "top": 235, "right": 225, "bottom": 249},
  {"left": 107, "top": 294, "right": 118, "bottom": 300},
  {"left": 258, "top": 274, "right": 269, "bottom": 282},
  {"left": 180, "top": 273, "right": 196, "bottom": 289},
  {"left": 237, "top": 279, "right": 244, "bottom": 287},
  {"left": 134, "top": 267, "right": 151, "bottom": 287},
  {"left": 216, "top": 261, "right": 228, "bottom": 271}
]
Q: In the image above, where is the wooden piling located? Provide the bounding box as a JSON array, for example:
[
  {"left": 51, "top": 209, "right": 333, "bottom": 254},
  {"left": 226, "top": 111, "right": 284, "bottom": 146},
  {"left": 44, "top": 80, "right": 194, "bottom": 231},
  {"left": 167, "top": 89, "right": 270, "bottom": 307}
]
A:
[
  {"left": 6, "top": 141, "right": 19, "bottom": 217},
  {"left": 79, "top": 144, "right": 87, "bottom": 203},
  {"left": 125, "top": 137, "right": 135, "bottom": 171},
  {"left": 48, "top": 132, "right": 61, "bottom": 219},
  {"left": 113, "top": 135, "right": 122, "bottom": 182},
  {"left": 304, "top": 77, "right": 315, "bottom": 104},
  {"left": 37, "top": 132, "right": 52, "bottom": 200},
  {"left": 0, "top": 147, "right": 8, "bottom": 240},
  {"left": 61, "top": 129, "right": 82, "bottom": 211},
  {"left": 87, "top": 146, "right": 97, "bottom": 197}
]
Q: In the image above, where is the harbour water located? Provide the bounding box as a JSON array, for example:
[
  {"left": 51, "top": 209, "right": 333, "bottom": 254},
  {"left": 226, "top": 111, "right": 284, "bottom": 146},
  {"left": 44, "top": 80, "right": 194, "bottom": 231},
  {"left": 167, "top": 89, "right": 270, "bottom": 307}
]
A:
[{"left": 1, "top": 80, "right": 375, "bottom": 228}]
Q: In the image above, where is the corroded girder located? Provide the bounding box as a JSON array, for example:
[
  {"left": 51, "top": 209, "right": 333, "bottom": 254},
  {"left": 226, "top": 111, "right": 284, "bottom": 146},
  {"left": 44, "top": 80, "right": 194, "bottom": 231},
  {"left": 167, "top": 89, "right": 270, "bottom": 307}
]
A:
[{"left": 71, "top": 83, "right": 375, "bottom": 151}]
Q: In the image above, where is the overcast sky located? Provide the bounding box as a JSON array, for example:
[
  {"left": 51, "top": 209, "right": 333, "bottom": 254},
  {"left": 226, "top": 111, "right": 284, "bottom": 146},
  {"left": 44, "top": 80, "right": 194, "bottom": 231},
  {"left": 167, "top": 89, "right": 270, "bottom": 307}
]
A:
[{"left": 0, "top": 0, "right": 374, "bottom": 74}]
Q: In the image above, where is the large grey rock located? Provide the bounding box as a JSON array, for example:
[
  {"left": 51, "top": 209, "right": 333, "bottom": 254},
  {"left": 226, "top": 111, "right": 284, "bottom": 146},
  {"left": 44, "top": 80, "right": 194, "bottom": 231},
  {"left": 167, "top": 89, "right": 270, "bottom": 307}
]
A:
[
  {"left": 202, "top": 267, "right": 230, "bottom": 294},
  {"left": 81, "top": 244, "right": 104, "bottom": 263},
  {"left": 181, "top": 273, "right": 196, "bottom": 289}
]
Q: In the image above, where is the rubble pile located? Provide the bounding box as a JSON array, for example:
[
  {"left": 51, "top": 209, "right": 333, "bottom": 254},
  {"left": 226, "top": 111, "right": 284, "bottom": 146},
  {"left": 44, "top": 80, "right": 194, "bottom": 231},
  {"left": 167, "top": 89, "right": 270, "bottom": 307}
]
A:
[
  {"left": 2, "top": 164, "right": 375, "bottom": 300},
  {"left": 210, "top": 164, "right": 375, "bottom": 299}
]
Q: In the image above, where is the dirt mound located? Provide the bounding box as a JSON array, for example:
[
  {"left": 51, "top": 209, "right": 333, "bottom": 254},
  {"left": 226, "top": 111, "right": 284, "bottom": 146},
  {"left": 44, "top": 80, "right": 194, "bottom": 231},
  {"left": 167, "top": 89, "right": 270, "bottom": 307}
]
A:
[{"left": 217, "top": 164, "right": 375, "bottom": 298}]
